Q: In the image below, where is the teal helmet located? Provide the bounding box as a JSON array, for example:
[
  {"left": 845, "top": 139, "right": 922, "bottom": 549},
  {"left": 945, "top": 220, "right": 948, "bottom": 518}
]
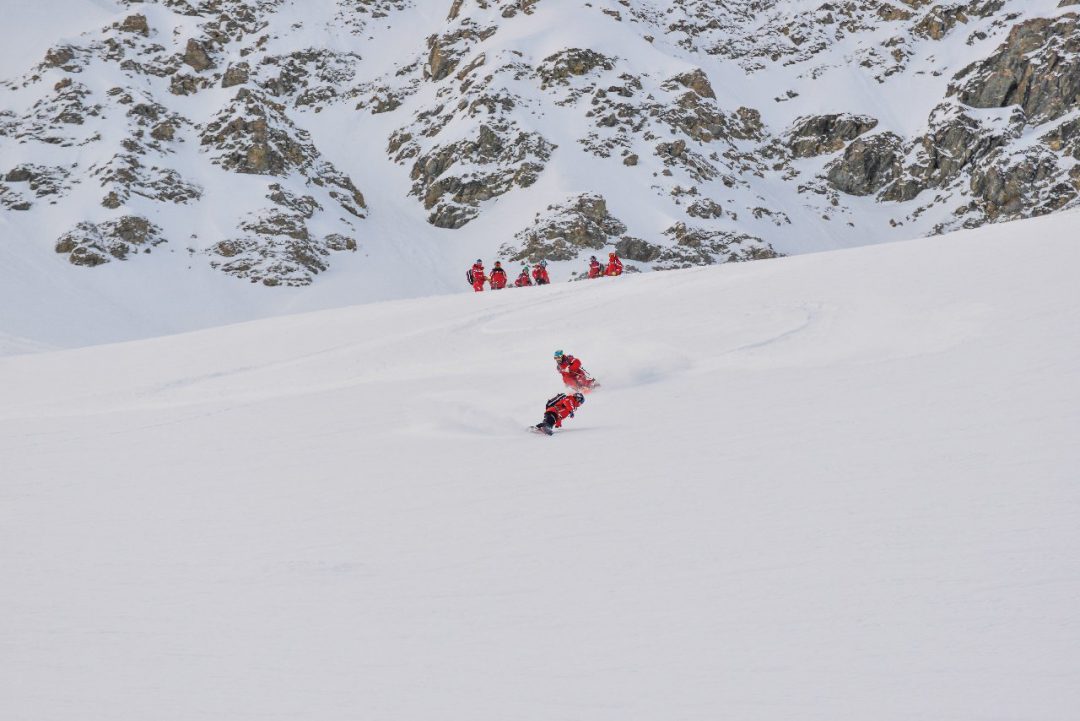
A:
[
  {"left": 540, "top": 259, "right": 547, "bottom": 266},
  {"left": 553, "top": 349, "right": 564, "bottom": 359}
]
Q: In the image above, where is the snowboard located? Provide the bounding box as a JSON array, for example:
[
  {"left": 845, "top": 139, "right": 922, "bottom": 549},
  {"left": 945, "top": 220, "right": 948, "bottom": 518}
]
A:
[{"left": 530, "top": 424, "right": 554, "bottom": 436}]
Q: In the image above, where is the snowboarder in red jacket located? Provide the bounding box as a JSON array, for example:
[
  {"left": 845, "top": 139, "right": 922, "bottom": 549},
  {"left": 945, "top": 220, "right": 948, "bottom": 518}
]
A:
[
  {"left": 604, "top": 252, "right": 623, "bottom": 276},
  {"left": 554, "top": 349, "right": 598, "bottom": 392},
  {"left": 515, "top": 265, "right": 533, "bottom": 287},
  {"left": 489, "top": 261, "right": 507, "bottom": 289},
  {"left": 587, "top": 255, "right": 603, "bottom": 279},
  {"left": 535, "top": 391, "right": 585, "bottom": 435},
  {"left": 532, "top": 259, "right": 550, "bottom": 285},
  {"left": 469, "top": 259, "right": 486, "bottom": 292}
]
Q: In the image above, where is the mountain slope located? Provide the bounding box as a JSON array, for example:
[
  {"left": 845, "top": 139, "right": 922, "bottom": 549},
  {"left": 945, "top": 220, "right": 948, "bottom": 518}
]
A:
[
  {"left": 2, "top": 211, "right": 1078, "bottom": 720},
  {"left": 1, "top": 0, "right": 1079, "bottom": 349}
]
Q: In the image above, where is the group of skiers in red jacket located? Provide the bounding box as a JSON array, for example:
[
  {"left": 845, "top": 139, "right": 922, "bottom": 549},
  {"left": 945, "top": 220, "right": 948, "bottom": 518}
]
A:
[
  {"left": 534, "top": 349, "right": 599, "bottom": 435},
  {"left": 587, "top": 252, "right": 624, "bottom": 279},
  {"left": 468, "top": 252, "right": 623, "bottom": 292},
  {"left": 468, "top": 259, "right": 550, "bottom": 292}
]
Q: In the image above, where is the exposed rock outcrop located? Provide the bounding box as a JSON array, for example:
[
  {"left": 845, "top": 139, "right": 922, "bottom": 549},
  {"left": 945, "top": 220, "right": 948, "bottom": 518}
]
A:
[
  {"left": 952, "top": 14, "right": 1080, "bottom": 123},
  {"left": 502, "top": 193, "right": 628, "bottom": 262},
  {"left": 55, "top": 216, "right": 165, "bottom": 266},
  {"left": 654, "top": 223, "right": 781, "bottom": 269},
  {"left": 826, "top": 132, "right": 905, "bottom": 196},
  {"left": 401, "top": 123, "right": 555, "bottom": 229},
  {"left": 787, "top": 114, "right": 879, "bottom": 157}
]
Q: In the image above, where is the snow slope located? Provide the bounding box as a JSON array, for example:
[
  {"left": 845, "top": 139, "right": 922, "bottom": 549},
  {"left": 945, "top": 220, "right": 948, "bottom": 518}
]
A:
[{"left": 2, "top": 212, "right": 1079, "bottom": 720}]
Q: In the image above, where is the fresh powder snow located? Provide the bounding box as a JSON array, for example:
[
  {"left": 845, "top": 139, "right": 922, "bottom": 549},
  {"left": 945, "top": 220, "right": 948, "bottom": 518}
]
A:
[{"left": 2, "top": 212, "right": 1078, "bottom": 720}]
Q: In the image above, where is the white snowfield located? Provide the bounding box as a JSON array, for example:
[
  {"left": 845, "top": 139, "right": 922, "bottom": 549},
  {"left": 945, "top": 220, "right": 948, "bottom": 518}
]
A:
[{"left": 2, "top": 212, "right": 1079, "bottom": 720}]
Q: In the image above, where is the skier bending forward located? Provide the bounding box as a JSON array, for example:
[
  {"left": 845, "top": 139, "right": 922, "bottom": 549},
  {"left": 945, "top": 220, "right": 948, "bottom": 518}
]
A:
[
  {"left": 536, "top": 392, "right": 585, "bottom": 435},
  {"left": 554, "top": 349, "right": 599, "bottom": 392}
]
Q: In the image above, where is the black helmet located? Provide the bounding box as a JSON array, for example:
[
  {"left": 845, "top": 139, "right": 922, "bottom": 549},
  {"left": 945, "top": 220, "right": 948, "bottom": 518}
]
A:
[
  {"left": 590, "top": 255, "right": 596, "bottom": 260},
  {"left": 476, "top": 258, "right": 483, "bottom": 263},
  {"left": 573, "top": 392, "right": 585, "bottom": 404}
]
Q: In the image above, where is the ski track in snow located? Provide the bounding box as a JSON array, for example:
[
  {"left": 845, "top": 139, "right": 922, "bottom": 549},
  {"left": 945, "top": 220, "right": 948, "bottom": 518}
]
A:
[{"left": 0, "top": 213, "right": 1079, "bottom": 720}]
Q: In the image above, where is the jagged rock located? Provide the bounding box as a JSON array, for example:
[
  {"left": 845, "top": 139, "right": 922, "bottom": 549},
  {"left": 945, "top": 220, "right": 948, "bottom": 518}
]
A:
[
  {"left": 183, "top": 39, "right": 215, "bottom": 72},
  {"left": 787, "top": 113, "right": 879, "bottom": 157},
  {"left": 258, "top": 50, "right": 361, "bottom": 107},
  {"left": 118, "top": 14, "right": 150, "bottom": 36},
  {"left": 952, "top": 14, "right": 1080, "bottom": 123},
  {"left": 623, "top": 154, "right": 638, "bottom": 166},
  {"left": 882, "top": 103, "right": 1013, "bottom": 202},
  {"left": 201, "top": 90, "right": 366, "bottom": 217},
  {"left": 150, "top": 121, "right": 176, "bottom": 141},
  {"left": 686, "top": 198, "right": 727, "bottom": 219},
  {"left": 267, "top": 183, "right": 321, "bottom": 218},
  {"left": 201, "top": 89, "right": 312, "bottom": 175},
  {"left": 406, "top": 123, "right": 555, "bottom": 228},
  {"left": 656, "top": 223, "right": 781, "bottom": 269},
  {"left": 42, "top": 46, "right": 77, "bottom": 69},
  {"left": 969, "top": 149, "right": 1077, "bottom": 220},
  {"left": 536, "top": 49, "right": 616, "bottom": 88},
  {"left": 425, "top": 22, "right": 494, "bottom": 82},
  {"left": 614, "top": 236, "right": 661, "bottom": 262},
  {"left": 222, "top": 62, "right": 250, "bottom": 88},
  {"left": 502, "top": 193, "right": 627, "bottom": 262},
  {"left": 653, "top": 84, "right": 764, "bottom": 145},
  {"left": 655, "top": 138, "right": 719, "bottom": 182},
  {"left": 5, "top": 168, "right": 32, "bottom": 183},
  {"left": 826, "top": 132, "right": 904, "bottom": 196},
  {"left": 55, "top": 216, "right": 165, "bottom": 266},
  {"left": 878, "top": 4, "right": 914, "bottom": 21},
  {"left": 90, "top": 154, "right": 202, "bottom": 205},
  {"left": 914, "top": 4, "right": 970, "bottom": 40},
  {"left": 666, "top": 69, "right": 716, "bottom": 99},
  {"left": 1042, "top": 117, "right": 1080, "bottom": 157},
  {"left": 170, "top": 73, "right": 208, "bottom": 96},
  {"left": 209, "top": 208, "right": 356, "bottom": 287},
  {"left": 3, "top": 164, "right": 73, "bottom": 199}
]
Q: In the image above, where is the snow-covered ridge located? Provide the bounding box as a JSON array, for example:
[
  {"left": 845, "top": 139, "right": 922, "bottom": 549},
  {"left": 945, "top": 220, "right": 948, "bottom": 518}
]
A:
[
  {"left": 0, "top": 0, "right": 1078, "bottom": 347},
  {"left": 3, "top": 210, "right": 1078, "bottom": 720}
]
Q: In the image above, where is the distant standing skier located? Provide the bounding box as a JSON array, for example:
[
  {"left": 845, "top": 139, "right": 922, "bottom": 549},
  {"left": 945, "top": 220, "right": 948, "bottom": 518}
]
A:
[
  {"left": 604, "top": 252, "right": 623, "bottom": 277},
  {"left": 587, "top": 255, "right": 603, "bottom": 279},
  {"left": 515, "top": 265, "right": 533, "bottom": 287},
  {"left": 469, "top": 259, "right": 486, "bottom": 292},
  {"left": 489, "top": 261, "right": 507, "bottom": 290},
  {"left": 535, "top": 391, "right": 585, "bottom": 435},
  {"left": 532, "top": 259, "right": 550, "bottom": 285}
]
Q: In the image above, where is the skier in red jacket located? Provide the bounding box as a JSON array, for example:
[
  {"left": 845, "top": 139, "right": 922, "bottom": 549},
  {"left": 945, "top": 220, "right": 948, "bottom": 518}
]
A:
[
  {"left": 469, "top": 259, "right": 486, "bottom": 292},
  {"left": 532, "top": 259, "right": 550, "bottom": 285},
  {"left": 604, "top": 252, "right": 623, "bottom": 276},
  {"left": 554, "top": 349, "right": 598, "bottom": 391},
  {"left": 535, "top": 391, "right": 585, "bottom": 435},
  {"left": 587, "top": 255, "right": 602, "bottom": 279},
  {"left": 515, "top": 265, "right": 533, "bottom": 287},
  {"left": 489, "top": 261, "right": 507, "bottom": 289}
]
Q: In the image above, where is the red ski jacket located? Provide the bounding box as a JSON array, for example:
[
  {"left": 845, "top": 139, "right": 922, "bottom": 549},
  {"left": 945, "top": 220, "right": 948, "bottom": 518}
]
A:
[
  {"left": 545, "top": 394, "right": 582, "bottom": 427},
  {"left": 532, "top": 266, "right": 550, "bottom": 284},
  {"left": 489, "top": 267, "right": 507, "bottom": 289},
  {"left": 515, "top": 271, "right": 532, "bottom": 287},
  {"left": 588, "top": 259, "right": 602, "bottom": 279},
  {"left": 604, "top": 254, "right": 623, "bottom": 276},
  {"left": 470, "top": 263, "right": 486, "bottom": 291},
  {"left": 556, "top": 355, "right": 585, "bottom": 384}
]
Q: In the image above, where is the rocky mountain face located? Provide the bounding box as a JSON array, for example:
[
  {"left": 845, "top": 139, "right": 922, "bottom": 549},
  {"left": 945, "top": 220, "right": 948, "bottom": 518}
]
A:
[{"left": 1, "top": 0, "right": 1077, "bottom": 291}]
